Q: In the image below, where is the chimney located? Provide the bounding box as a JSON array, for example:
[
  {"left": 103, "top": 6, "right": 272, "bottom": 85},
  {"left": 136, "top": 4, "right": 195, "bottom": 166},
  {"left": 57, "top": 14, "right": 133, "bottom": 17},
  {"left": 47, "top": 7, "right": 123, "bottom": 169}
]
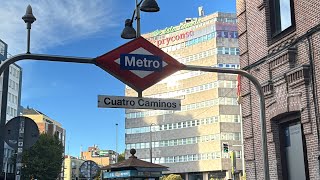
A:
[{"left": 198, "top": 6, "right": 204, "bottom": 17}]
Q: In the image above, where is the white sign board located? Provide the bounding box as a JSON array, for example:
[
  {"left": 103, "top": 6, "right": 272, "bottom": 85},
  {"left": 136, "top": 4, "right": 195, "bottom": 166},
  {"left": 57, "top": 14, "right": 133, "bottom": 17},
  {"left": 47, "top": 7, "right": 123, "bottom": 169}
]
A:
[{"left": 98, "top": 95, "right": 181, "bottom": 110}]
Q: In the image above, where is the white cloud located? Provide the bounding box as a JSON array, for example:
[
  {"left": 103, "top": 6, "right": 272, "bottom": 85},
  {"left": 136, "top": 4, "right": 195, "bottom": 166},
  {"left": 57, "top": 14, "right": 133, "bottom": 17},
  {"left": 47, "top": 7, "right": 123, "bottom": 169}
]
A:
[{"left": 0, "top": 0, "right": 119, "bottom": 55}]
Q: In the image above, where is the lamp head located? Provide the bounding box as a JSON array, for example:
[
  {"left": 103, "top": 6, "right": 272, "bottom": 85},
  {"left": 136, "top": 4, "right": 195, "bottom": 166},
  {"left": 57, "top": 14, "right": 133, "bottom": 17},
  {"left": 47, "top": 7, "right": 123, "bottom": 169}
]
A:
[
  {"left": 121, "top": 19, "right": 137, "bottom": 39},
  {"left": 140, "top": 0, "right": 160, "bottom": 12},
  {"left": 22, "top": 5, "right": 36, "bottom": 24}
]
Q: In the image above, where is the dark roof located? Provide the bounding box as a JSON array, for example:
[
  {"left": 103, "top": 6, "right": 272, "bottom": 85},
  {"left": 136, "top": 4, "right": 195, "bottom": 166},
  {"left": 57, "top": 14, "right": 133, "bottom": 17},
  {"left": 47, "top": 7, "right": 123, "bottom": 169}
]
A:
[{"left": 102, "top": 149, "right": 168, "bottom": 171}]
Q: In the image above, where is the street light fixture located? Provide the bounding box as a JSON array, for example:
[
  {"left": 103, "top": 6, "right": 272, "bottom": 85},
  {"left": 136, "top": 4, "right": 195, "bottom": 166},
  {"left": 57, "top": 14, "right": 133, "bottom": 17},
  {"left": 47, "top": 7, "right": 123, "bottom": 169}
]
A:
[
  {"left": 140, "top": 0, "right": 160, "bottom": 12},
  {"left": 121, "top": 19, "right": 137, "bottom": 39},
  {"left": 149, "top": 123, "right": 157, "bottom": 163},
  {"left": 22, "top": 4, "right": 36, "bottom": 54},
  {"left": 121, "top": 0, "right": 160, "bottom": 39}
]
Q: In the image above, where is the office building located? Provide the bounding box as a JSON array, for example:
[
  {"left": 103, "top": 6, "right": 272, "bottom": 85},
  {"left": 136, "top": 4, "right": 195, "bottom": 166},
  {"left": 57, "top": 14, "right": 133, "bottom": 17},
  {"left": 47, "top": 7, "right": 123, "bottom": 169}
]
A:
[
  {"left": 125, "top": 12, "right": 242, "bottom": 180},
  {"left": 0, "top": 39, "right": 23, "bottom": 179},
  {"left": 237, "top": 0, "right": 320, "bottom": 179}
]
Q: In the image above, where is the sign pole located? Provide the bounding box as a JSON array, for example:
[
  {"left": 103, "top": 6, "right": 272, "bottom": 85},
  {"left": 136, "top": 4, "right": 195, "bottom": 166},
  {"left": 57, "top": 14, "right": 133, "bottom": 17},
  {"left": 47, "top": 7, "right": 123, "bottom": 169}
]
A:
[
  {"left": 0, "top": 44, "right": 269, "bottom": 180},
  {"left": 15, "top": 117, "right": 25, "bottom": 180}
]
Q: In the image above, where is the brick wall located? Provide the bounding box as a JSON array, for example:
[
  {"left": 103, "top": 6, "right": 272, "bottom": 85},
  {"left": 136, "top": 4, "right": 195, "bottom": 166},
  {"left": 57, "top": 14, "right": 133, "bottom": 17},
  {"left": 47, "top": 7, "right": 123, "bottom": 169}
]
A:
[{"left": 237, "top": 0, "right": 320, "bottom": 179}]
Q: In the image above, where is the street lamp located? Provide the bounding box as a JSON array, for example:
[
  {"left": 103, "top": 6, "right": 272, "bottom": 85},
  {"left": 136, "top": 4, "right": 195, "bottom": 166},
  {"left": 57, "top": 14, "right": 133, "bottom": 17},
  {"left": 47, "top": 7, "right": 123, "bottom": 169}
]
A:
[
  {"left": 121, "top": 0, "right": 160, "bottom": 39},
  {"left": 149, "top": 123, "right": 157, "bottom": 163},
  {"left": 22, "top": 4, "right": 36, "bottom": 54},
  {"left": 115, "top": 123, "right": 119, "bottom": 163}
]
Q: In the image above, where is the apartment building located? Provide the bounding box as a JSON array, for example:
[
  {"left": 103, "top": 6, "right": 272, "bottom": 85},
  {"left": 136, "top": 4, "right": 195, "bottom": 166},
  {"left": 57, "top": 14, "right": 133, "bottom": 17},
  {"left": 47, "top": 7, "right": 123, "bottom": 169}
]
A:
[
  {"left": 22, "top": 107, "right": 66, "bottom": 147},
  {"left": 125, "top": 11, "right": 242, "bottom": 180},
  {"left": 0, "top": 39, "right": 23, "bottom": 179}
]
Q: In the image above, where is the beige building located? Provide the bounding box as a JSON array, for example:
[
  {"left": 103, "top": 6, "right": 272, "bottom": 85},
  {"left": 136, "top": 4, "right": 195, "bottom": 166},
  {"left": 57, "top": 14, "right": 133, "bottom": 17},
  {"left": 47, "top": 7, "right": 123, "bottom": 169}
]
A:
[
  {"left": 64, "top": 155, "right": 85, "bottom": 180},
  {"left": 125, "top": 12, "right": 242, "bottom": 180},
  {"left": 81, "top": 145, "right": 118, "bottom": 167},
  {"left": 22, "top": 107, "right": 66, "bottom": 147}
]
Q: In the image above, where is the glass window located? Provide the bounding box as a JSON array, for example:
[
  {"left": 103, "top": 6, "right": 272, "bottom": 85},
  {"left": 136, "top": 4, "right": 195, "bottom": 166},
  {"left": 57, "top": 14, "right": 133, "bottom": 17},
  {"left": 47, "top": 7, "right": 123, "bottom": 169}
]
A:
[
  {"left": 230, "top": 48, "right": 236, "bottom": 55},
  {"left": 169, "top": 140, "right": 174, "bottom": 146},
  {"left": 270, "top": 0, "right": 294, "bottom": 36},
  {"left": 236, "top": 151, "right": 241, "bottom": 158},
  {"left": 236, "top": 48, "right": 240, "bottom": 55},
  {"left": 154, "top": 142, "right": 159, "bottom": 148},
  {"left": 224, "top": 47, "right": 230, "bottom": 55},
  {"left": 235, "top": 133, "right": 240, "bottom": 141},
  {"left": 234, "top": 115, "right": 240, "bottom": 123},
  {"left": 217, "top": 47, "right": 224, "bottom": 54},
  {"left": 182, "top": 122, "right": 187, "bottom": 128},
  {"left": 177, "top": 122, "right": 182, "bottom": 129}
]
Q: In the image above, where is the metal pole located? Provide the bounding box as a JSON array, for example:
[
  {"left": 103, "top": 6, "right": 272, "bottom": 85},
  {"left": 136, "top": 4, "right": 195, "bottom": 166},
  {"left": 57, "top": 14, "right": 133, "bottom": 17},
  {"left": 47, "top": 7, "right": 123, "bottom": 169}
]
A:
[
  {"left": 4, "top": 157, "right": 7, "bottom": 180},
  {"left": 116, "top": 123, "right": 118, "bottom": 154},
  {"left": 240, "top": 104, "right": 246, "bottom": 178},
  {"left": 149, "top": 123, "right": 156, "bottom": 163},
  {"left": 15, "top": 117, "right": 26, "bottom": 180},
  {"left": 135, "top": 0, "right": 141, "bottom": 37},
  {"left": 0, "top": 54, "right": 94, "bottom": 76},
  {"left": 183, "top": 65, "right": 269, "bottom": 180},
  {"left": 0, "top": 55, "right": 269, "bottom": 179},
  {"left": 150, "top": 124, "right": 152, "bottom": 163},
  {"left": 26, "top": 29, "right": 31, "bottom": 54}
]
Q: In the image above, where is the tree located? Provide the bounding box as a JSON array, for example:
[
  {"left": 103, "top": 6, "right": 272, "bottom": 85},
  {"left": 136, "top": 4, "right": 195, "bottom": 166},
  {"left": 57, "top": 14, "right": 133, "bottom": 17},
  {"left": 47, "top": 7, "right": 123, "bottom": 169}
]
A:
[
  {"left": 21, "top": 133, "right": 64, "bottom": 180},
  {"left": 117, "top": 151, "right": 125, "bottom": 162},
  {"left": 161, "top": 174, "right": 183, "bottom": 180}
]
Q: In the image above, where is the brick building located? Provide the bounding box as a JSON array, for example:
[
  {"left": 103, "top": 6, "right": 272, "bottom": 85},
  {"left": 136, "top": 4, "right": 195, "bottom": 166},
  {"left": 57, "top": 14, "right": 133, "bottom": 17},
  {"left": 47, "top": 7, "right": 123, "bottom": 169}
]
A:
[
  {"left": 22, "top": 107, "right": 66, "bottom": 147},
  {"left": 236, "top": 0, "right": 320, "bottom": 179}
]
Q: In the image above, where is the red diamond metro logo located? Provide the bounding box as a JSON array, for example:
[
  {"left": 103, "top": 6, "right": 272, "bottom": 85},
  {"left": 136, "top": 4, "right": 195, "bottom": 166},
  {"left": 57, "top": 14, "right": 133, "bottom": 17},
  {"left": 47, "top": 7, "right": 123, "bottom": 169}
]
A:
[{"left": 95, "top": 37, "right": 185, "bottom": 92}]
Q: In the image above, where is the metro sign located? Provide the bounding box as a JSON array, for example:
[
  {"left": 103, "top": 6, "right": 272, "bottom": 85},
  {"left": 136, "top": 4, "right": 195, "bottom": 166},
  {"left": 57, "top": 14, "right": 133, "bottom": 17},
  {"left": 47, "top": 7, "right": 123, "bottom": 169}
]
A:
[{"left": 95, "top": 37, "right": 185, "bottom": 92}]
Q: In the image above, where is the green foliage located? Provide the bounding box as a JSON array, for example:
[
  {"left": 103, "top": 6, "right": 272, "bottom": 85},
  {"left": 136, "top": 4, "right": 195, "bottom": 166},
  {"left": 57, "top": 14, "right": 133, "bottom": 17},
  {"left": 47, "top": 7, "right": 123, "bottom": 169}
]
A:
[
  {"left": 161, "top": 174, "right": 183, "bottom": 180},
  {"left": 21, "top": 133, "right": 64, "bottom": 180},
  {"left": 94, "top": 169, "right": 101, "bottom": 180},
  {"left": 117, "top": 151, "right": 125, "bottom": 162}
]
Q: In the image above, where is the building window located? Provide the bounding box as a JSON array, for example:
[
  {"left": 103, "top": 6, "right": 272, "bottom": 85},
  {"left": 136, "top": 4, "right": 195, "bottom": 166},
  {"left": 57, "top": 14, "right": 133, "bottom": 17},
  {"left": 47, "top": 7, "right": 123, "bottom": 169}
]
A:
[{"left": 269, "top": 0, "right": 295, "bottom": 38}]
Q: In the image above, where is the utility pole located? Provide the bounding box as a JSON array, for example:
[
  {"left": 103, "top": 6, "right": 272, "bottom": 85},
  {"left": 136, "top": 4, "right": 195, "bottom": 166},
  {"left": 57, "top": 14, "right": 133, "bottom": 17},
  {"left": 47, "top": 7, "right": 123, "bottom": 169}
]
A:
[{"left": 116, "top": 123, "right": 118, "bottom": 153}]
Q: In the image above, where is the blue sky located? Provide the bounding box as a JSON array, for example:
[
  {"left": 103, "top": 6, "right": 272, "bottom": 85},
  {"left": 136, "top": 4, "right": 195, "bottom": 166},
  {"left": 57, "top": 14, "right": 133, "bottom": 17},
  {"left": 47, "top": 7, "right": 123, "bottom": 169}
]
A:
[{"left": 0, "top": 0, "right": 236, "bottom": 157}]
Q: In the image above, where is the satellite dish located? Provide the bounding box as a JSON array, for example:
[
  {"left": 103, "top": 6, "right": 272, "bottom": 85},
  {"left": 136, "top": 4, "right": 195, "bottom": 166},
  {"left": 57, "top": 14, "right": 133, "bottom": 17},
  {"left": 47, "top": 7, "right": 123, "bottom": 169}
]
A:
[{"left": 4, "top": 116, "right": 39, "bottom": 149}]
